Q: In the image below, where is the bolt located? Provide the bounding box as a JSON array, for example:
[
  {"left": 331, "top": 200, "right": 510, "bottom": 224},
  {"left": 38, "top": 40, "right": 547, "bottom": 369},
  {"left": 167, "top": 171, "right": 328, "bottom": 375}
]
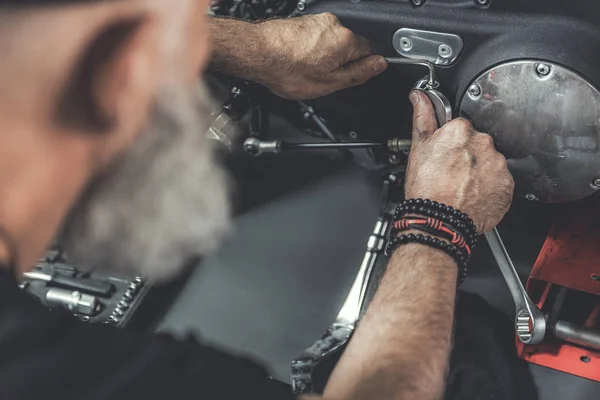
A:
[
  {"left": 230, "top": 87, "right": 241, "bottom": 96},
  {"left": 410, "top": 0, "right": 425, "bottom": 6},
  {"left": 468, "top": 84, "right": 482, "bottom": 98},
  {"left": 400, "top": 37, "right": 413, "bottom": 51},
  {"left": 244, "top": 145, "right": 259, "bottom": 156},
  {"left": 536, "top": 63, "right": 551, "bottom": 77},
  {"left": 475, "top": 0, "right": 490, "bottom": 5},
  {"left": 296, "top": 1, "right": 306, "bottom": 11},
  {"left": 525, "top": 193, "right": 538, "bottom": 201},
  {"left": 438, "top": 44, "right": 452, "bottom": 59},
  {"left": 389, "top": 154, "right": 401, "bottom": 164},
  {"left": 349, "top": 131, "right": 358, "bottom": 139},
  {"left": 590, "top": 274, "right": 600, "bottom": 281},
  {"left": 592, "top": 178, "right": 600, "bottom": 190}
]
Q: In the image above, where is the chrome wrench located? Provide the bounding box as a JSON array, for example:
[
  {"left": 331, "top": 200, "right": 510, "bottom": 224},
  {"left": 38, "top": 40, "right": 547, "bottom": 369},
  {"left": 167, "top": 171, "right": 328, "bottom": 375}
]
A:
[{"left": 485, "top": 227, "right": 546, "bottom": 344}]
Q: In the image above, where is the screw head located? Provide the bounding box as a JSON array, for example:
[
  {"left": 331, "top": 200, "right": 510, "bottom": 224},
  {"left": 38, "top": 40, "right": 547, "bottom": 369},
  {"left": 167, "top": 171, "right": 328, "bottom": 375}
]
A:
[
  {"left": 244, "top": 145, "right": 259, "bottom": 156},
  {"left": 438, "top": 44, "right": 452, "bottom": 59},
  {"left": 296, "top": 1, "right": 306, "bottom": 11},
  {"left": 525, "top": 193, "right": 538, "bottom": 201},
  {"left": 399, "top": 37, "right": 413, "bottom": 51},
  {"left": 410, "top": 0, "right": 425, "bottom": 6},
  {"left": 591, "top": 178, "right": 600, "bottom": 190},
  {"left": 475, "top": 0, "right": 490, "bottom": 5},
  {"left": 349, "top": 131, "right": 358, "bottom": 139},
  {"left": 389, "top": 154, "right": 401, "bottom": 164},
  {"left": 468, "top": 84, "right": 482, "bottom": 98},
  {"left": 536, "top": 63, "right": 551, "bottom": 77}
]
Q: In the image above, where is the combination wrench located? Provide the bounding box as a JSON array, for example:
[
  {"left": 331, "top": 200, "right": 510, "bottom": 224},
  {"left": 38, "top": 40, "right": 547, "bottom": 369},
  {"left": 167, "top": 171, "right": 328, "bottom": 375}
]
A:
[{"left": 485, "top": 228, "right": 547, "bottom": 344}]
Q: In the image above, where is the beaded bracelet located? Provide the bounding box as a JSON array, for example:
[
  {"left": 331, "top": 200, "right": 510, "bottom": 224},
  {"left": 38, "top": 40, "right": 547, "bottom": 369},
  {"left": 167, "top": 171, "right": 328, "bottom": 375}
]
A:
[
  {"left": 394, "top": 198, "right": 478, "bottom": 250},
  {"left": 386, "top": 233, "right": 468, "bottom": 286},
  {"left": 392, "top": 216, "right": 471, "bottom": 256}
]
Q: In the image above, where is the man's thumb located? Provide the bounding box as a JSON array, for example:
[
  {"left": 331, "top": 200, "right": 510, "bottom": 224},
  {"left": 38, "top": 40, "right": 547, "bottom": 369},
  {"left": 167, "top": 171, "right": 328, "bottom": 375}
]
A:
[{"left": 410, "top": 90, "right": 438, "bottom": 144}]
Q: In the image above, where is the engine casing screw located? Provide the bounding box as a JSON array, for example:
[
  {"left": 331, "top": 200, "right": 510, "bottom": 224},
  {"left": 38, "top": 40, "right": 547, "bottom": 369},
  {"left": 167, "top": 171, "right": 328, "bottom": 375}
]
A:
[
  {"left": 475, "top": 0, "right": 490, "bottom": 5},
  {"left": 468, "top": 84, "right": 482, "bottom": 99},
  {"left": 296, "top": 0, "right": 306, "bottom": 12},
  {"left": 410, "top": 0, "right": 425, "bottom": 7},
  {"left": 591, "top": 178, "right": 600, "bottom": 190},
  {"left": 536, "top": 63, "right": 551, "bottom": 77}
]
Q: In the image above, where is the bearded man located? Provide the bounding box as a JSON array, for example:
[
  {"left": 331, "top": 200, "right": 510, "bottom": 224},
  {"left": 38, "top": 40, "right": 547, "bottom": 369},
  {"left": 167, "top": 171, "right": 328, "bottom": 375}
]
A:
[{"left": 0, "top": 0, "right": 513, "bottom": 399}]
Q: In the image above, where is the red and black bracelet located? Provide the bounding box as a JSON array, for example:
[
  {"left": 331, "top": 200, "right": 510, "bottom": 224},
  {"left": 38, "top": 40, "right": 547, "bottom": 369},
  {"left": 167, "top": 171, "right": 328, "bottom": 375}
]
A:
[
  {"left": 392, "top": 216, "right": 471, "bottom": 256},
  {"left": 385, "top": 233, "right": 468, "bottom": 286},
  {"left": 394, "top": 198, "right": 478, "bottom": 251}
]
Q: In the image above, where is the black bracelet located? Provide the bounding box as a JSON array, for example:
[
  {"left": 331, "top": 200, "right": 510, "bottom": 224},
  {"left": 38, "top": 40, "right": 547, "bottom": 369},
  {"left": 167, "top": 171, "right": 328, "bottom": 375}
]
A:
[
  {"left": 394, "top": 199, "right": 478, "bottom": 250},
  {"left": 386, "top": 233, "right": 468, "bottom": 286}
]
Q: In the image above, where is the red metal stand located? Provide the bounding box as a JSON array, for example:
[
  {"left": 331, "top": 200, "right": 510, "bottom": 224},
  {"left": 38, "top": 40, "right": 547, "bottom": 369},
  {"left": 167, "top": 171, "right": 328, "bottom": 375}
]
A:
[{"left": 517, "top": 200, "right": 600, "bottom": 381}]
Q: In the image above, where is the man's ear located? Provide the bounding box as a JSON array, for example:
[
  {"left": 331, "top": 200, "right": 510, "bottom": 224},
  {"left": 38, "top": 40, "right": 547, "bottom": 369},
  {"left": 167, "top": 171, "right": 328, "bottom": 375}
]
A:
[{"left": 56, "top": 14, "right": 159, "bottom": 134}]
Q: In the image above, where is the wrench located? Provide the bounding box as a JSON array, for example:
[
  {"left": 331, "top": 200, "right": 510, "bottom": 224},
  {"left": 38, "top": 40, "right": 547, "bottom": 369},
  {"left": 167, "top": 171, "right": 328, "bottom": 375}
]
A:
[{"left": 485, "top": 227, "right": 547, "bottom": 344}]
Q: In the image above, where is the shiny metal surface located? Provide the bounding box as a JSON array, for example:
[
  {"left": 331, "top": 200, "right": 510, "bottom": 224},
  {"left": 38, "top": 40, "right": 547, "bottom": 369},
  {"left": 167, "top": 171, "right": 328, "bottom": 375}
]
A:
[
  {"left": 554, "top": 320, "right": 600, "bottom": 351},
  {"left": 243, "top": 137, "right": 281, "bottom": 156},
  {"left": 46, "top": 288, "right": 99, "bottom": 316},
  {"left": 392, "top": 28, "right": 463, "bottom": 66},
  {"left": 206, "top": 111, "right": 235, "bottom": 151},
  {"left": 291, "top": 174, "right": 397, "bottom": 394},
  {"left": 336, "top": 218, "right": 389, "bottom": 326},
  {"left": 385, "top": 57, "right": 437, "bottom": 88},
  {"left": 485, "top": 228, "right": 547, "bottom": 344},
  {"left": 460, "top": 60, "right": 600, "bottom": 203}
]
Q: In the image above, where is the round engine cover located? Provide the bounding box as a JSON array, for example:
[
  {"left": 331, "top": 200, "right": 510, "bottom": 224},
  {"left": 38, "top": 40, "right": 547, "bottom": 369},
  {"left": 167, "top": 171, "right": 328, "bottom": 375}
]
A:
[{"left": 459, "top": 60, "right": 600, "bottom": 203}]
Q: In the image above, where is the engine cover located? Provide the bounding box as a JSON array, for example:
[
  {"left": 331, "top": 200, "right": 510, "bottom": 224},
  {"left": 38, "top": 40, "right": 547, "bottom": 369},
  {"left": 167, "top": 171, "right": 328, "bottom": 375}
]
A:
[{"left": 460, "top": 60, "right": 600, "bottom": 203}]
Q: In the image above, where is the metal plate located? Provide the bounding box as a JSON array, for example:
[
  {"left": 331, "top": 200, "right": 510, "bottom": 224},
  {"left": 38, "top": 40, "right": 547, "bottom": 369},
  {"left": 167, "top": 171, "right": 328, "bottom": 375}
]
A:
[
  {"left": 392, "top": 28, "right": 464, "bottom": 66},
  {"left": 459, "top": 60, "right": 600, "bottom": 203}
]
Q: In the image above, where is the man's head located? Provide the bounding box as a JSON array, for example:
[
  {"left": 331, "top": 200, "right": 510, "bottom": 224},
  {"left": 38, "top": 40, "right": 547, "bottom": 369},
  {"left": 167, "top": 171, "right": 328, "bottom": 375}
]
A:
[{"left": 0, "top": 0, "right": 231, "bottom": 280}]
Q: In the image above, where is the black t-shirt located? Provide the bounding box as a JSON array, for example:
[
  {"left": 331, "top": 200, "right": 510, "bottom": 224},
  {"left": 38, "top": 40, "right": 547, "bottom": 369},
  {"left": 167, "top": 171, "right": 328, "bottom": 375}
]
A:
[{"left": 0, "top": 269, "right": 296, "bottom": 400}]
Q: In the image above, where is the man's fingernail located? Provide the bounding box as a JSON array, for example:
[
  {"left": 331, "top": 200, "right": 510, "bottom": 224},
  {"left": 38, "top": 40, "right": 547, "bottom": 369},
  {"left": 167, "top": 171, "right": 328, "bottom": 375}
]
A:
[
  {"left": 373, "top": 57, "right": 387, "bottom": 74},
  {"left": 409, "top": 91, "right": 420, "bottom": 106}
]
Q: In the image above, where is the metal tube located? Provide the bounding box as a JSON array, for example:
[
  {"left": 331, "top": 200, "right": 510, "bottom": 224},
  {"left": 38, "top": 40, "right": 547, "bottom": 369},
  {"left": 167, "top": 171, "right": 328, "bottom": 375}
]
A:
[
  {"left": 554, "top": 320, "right": 600, "bottom": 351},
  {"left": 283, "top": 142, "right": 384, "bottom": 150}
]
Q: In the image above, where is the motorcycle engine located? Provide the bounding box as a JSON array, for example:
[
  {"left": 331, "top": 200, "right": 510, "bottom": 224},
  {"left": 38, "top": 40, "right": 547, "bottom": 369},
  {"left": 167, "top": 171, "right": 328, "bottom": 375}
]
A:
[{"left": 288, "top": 0, "right": 600, "bottom": 203}]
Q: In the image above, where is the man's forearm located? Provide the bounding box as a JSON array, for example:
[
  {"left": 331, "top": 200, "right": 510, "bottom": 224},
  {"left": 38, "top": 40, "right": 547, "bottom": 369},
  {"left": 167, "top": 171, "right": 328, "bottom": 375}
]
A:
[
  {"left": 208, "top": 17, "right": 269, "bottom": 84},
  {"left": 321, "top": 243, "right": 458, "bottom": 400}
]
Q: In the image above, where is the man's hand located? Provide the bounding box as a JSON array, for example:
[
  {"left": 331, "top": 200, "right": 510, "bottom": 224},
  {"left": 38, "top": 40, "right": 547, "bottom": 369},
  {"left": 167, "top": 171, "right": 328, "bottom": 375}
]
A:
[
  {"left": 253, "top": 13, "right": 387, "bottom": 100},
  {"left": 404, "top": 90, "right": 514, "bottom": 233},
  {"left": 208, "top": 14, "right": 387, "bottom": 100}
]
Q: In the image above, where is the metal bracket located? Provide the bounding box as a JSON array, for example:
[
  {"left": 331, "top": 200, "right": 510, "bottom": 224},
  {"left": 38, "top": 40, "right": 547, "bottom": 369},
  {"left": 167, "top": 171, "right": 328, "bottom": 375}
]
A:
[
  {"left": 291, "top": 174, "right": 398, "bottom": 395},
  {"left": 392, "top": 28, "right": 464, "bottom": 66}
]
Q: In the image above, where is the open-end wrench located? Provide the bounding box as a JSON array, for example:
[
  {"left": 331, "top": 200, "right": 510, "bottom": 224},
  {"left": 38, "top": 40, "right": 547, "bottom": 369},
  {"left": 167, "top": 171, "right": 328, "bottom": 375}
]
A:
[{"left": 485, "top": 227, "right": 546, "bottom": 344}]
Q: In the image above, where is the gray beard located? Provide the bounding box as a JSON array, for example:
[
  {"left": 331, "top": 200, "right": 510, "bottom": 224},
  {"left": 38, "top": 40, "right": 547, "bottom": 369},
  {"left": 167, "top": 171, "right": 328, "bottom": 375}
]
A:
[{"left": 60, "top": 84, "right": 232, "bottom": 282}]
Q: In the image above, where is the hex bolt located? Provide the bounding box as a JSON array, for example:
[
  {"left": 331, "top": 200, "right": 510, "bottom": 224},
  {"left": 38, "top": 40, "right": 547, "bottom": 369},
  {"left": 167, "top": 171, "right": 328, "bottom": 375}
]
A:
[
  {"left": 591, "top": 178, "right": 600, "bottom": 190},
  {"left": 525, "top": 193, "right": 539, "bottom": 201},
  {"left": 399, "top": 37, "right": 413, "bottom": 51},
  {"left": 468, "top": 84, "right": 482, "bottom": 99},
  {"left": 536, "top": 63, "right": 551, "bottom": 77},
  {"left": 438, "top": 44, "right": 452, "bottom": 59},
  {"left": 410, "top": 0, "right": 425, "bottom": 6},
  {"left": 296, "top": 0, "right": 306, "bottom": 12}
]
